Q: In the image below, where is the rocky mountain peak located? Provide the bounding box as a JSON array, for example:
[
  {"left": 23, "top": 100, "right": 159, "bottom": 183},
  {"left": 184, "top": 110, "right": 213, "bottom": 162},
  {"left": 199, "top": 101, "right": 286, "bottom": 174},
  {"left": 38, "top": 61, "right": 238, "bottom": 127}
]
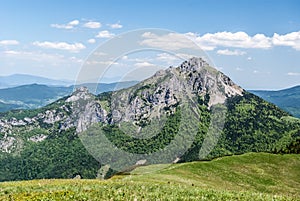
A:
[
  {"left": 66, "top": 86, "right": 92, "bottom": 103},
  {"left": 109, "top": 57, "right": 244, "bottom": 127},
  {"left": 176, "top": 57, "right": 244, "bottom": 106},
  {"left": 179, "top": 57, "right": 208, "bottom": 73}
]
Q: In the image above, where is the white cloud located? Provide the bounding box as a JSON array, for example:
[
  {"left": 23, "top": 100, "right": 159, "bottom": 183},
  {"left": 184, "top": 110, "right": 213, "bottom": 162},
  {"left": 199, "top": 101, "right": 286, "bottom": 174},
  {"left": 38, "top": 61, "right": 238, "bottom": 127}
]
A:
[
  {"left": 217, "top": 49, "right": 246, "bottom": 56},
  {"left": 93, "top": 51, "right": 107, "bottom": 56},
  {"left": 194, "top": 31, "right": 300, "bottom": 51},
  {"left": 109, "top": 22, "right": 123, "bottom": 29},
  {"left": 141, "top": 30, "right": 300, "bottom": 51},
  {"left": 87, "top": 39, "right": 96, "bottom": 44},
  {"left": 2, "top": 50, "right": 82, "bottom": 63},
  {"left": 236, "top": 67, "right": 243, "bottom": 71},
  {"left": 190, "top": 31, "right": 272, "bottom": 50},
  {"left": 156, "top": 53, "right": 179, "bottom": 63},
  {"left": 96, "top": 30, "right": 115, "bottom": 38},
  {"left": 134, "top": 61, "right": 156, "bottom": 67},
  {"left": 287, "top": 72, "right": 300, "bottom": 76},
  {"left": 0, "top": 40, "right": 19, "bottom": 45},
  {"left": 51, "top": 20, "right": 80, "bottom": 29},
  {"left": 85, "top": 60, "right": 118, "bottom": 66},
  {"left": 141, "top": 32, "right": 202, "bottom": 50},
  {"left": 247, "top": 56, "right": 252, "bottom": 60},
  {"left": 272, "top": 31, "right": 300, "bottom": 50},
  {"left": 141, "top": 31, "right": 272, "bottom": 51},
  {"left": 155, "top": 53, "right": 195, "bottom": 65},
  {"left": 3, "top": 50, "right": 20, "bottom": 55},
  {"left": 69, "top": 20, "right": 79, "bottom": 26},
  {"left": 33, "top": 41, "right": 86, "bottom": 52},
  {"left": 141, "top": 30, "right": 300, "bottom": 52},
  {"left": 83, "top": 21, "right": 101, "bottom": 29}
]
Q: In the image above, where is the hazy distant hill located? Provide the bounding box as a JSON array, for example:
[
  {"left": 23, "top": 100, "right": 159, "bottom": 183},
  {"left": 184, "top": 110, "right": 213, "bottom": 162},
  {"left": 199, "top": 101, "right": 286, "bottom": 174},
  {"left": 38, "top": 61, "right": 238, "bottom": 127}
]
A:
[
  {"left": 0, "top": 81, "right": 138, "bottom": 112},
  {"left": 251, "top": 85, "right": 300, "bottom": 118},
  {"left": 0, "top": 101, "right": 19, "bottom": 112},
  {"left": 0, "top": 84, "right": 73, "bottom": 110},
  {"left": 0, "top": 74, "right": 73, "bottom": 89}
]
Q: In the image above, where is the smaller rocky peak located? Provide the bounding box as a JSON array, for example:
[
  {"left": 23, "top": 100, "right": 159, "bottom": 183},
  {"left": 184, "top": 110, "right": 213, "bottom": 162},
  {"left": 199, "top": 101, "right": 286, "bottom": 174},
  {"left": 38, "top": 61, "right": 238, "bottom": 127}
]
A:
[
  {"left": 179, "top": 57, "right": 208, "bottom": 73},
  {"left": 76, "top": 86, "right": 89, "bottom": 93},
  {"left": 66, "top": 86, "right": 93, "bottom": 103}
]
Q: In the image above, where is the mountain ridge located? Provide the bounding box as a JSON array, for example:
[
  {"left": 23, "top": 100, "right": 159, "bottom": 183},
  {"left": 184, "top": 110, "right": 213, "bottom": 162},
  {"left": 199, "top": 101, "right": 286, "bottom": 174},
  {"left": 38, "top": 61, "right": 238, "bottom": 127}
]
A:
[
  {"left": 0, "top": 57, "right": 299, "bottom": 181},
  {"left": 0, "top": 74, "right": 73, "bottom": 89},
  {"left": 0, "top": 81, "right": 138, "bottom": 112}
]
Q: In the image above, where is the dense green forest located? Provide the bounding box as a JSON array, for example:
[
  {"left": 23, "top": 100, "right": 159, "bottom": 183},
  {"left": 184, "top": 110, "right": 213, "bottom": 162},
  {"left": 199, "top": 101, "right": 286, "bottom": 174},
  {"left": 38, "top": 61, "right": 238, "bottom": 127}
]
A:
[
  {"left": 0, "top": 91, "right": 299, "bottom": 181},
  {"left": 0, "top": 128, "right": 99, "bottom": 181}
]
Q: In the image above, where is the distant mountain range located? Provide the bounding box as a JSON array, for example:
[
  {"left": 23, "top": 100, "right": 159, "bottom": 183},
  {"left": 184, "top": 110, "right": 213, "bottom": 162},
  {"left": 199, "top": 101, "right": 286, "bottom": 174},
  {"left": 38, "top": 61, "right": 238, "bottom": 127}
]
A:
[
  {"left": 0, "top": 74, "right": 299, "bottom": 119},
  {"left": 250, "top": 86, "right": 300, "bottom": 118},
  {"left": 0, "top": 81, "right": 138, "bottom": 112},
  {"left": 0, "top": 74, "right": 73, "bottom": 89}
]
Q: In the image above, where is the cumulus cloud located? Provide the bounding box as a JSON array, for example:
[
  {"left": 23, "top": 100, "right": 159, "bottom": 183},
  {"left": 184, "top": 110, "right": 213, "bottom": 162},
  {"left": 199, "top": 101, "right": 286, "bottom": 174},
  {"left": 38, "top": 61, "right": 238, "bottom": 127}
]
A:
[
  {"left": 217, "top": 49, "right": 246, "bottom": 56},
  {"left": 96, "top": 30, "right": 115, "bottom": 38},
  {"left": 85, "top": 60, "right": 118, "bottom": 66},
  {"left": 272, "top": 31, "right": 300, "bottom": 50},
  {"left": 2, "top": 50, "right": 83, "bottom": 63},
  {"left": 51, "top": 20, "right": 80, "bottom": 29},
  {"left": 108, "top": 22, "right": 123, "bottom": 29},
  {"left": 87, "top": 39, "right": 96, "bottom": 44},
  {"left": 0, "top": 40, "right": 19, "bottom": 45},
  {"left": 140, "top": 31, "right": 271, "bottom": 51},
  {"left": 134, "top": 61, "right": 156, "bottom": 67},
  {"left": 83, "top": 21, "right": 101, "bottom": 29},
  {"left": 187, "top": 31, "right": 272, "bottom": 50},
  {"left": 287, "top": 72, "right": 300, "bottom": 76},
  {"left": 141, "top": 32, "right": 203, "bottom": 50},
  {"left": 3, "top": 50, "right": 20, "bottom": 55},
  {"left": 33, "top": 41, "right": 86, "bottom": 52},
  {"left": 93, "top": 51, "right": 107, "bottom": 56},
  {"left": 156, "top": 53, "right": 179, "bottom": 63},
  {"left": 155, "top": 53, "right": 197, "bottom": 65},
  {"left": 140, "top": 30, "right": 300, "bottom": 52}
]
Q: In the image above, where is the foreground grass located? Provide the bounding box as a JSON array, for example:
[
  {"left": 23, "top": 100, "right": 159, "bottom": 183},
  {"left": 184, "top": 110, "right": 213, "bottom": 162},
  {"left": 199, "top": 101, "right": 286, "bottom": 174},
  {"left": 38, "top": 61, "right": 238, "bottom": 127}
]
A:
[
  {"left": 0, "top": 153, "right": 299, "bottom": 200},
  {"left": 130, "top": 152, "right": 300, "bottom": 195}
]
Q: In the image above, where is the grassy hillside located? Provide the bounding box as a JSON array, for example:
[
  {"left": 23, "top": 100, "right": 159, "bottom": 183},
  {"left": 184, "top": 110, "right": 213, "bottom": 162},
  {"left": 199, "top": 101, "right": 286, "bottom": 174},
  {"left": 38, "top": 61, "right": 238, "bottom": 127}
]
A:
[
  {"left": 130, "top": 153, "right": 300, "bottom": 195},
  {"left": 0, "top": 153, "right": 299, "bottom": 200}
]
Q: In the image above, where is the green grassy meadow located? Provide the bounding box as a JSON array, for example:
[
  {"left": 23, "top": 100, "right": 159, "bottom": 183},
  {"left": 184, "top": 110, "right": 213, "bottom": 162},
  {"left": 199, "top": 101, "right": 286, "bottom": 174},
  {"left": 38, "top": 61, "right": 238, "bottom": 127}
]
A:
[{"left": 0, "top": 153, "right": 299, "bottom": 200}]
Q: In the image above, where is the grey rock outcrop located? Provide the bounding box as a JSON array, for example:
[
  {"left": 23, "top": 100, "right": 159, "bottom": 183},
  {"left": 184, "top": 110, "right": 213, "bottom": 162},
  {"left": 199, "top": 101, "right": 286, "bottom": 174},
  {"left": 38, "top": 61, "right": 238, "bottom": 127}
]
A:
[
  {"left": 110, "top": 57, "right": 243, "bottom": 127},
  {"left": 0, "top": 57, "right": 244, "bottom": 153}
]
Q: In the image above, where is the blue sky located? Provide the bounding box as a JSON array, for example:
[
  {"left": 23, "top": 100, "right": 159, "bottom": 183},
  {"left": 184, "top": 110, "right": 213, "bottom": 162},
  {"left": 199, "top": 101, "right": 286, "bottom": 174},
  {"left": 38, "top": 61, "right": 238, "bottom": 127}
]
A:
[{"left": 0, "top": 0, "right": 300, "bottom": 89}]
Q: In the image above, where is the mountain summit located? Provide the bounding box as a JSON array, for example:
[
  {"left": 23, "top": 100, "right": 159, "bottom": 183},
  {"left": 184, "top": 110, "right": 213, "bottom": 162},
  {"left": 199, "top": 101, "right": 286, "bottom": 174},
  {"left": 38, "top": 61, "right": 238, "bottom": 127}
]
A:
[
  {"left": 178, "top": 57, "right": 243, "bottom": 105},
  {"left": 0, "top": 57, "right": 299, "bottom": 181}
]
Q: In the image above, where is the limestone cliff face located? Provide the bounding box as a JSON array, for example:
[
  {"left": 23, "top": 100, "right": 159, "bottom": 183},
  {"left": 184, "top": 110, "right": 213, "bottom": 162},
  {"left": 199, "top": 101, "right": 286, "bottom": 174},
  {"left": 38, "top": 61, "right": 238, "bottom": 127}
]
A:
[
  {"left": 64, "top": 87, "right": 108, "bottom": 133},
  {"left": 0, "top": 87, "right": 108, "bottom": 153},
  {"left": 109, "top": 57, "right": 244, "bottom": 126},
  {"left": 178, "top": 57, "right": 243, "bottom": 106},
  {"left": 0, "top": 57, "right": 244, "bottom": 153}
]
